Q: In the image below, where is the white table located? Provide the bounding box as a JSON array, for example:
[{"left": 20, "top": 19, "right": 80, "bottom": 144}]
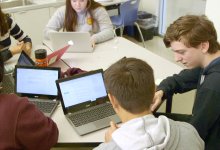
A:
[{"left": 45, "top": 37, "right": 183, "bottom": 147}]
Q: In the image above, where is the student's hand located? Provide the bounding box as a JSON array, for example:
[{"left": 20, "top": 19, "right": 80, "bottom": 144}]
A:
[
  {"left": 90, "top": 38, "right": 96, "bottom": 48},
  {"left": 151, "top": 90, "right": 164, "bottom": 112},
  {"left": 10, "top": 41, "right": 24, "bottom": 55},
  {"left": 22, "top": 42, "right": 32, "bottom": 56},
  {"left": 105, "top": 121, "right": 118, "bottom": 143}
]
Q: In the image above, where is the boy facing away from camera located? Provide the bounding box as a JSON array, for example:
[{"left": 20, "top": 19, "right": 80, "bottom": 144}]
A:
[{"left": 94, "top": 57, "right": 204, "bottom": 150}]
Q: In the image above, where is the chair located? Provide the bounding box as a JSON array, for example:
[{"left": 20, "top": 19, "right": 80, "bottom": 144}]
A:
[{"left": 110, "top": 0, "right": 146, "bottom": 48}]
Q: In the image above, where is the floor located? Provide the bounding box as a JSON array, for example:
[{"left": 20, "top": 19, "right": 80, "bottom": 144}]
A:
[{"left": 52, "top": 35, "right": 196, "bottom": 150}]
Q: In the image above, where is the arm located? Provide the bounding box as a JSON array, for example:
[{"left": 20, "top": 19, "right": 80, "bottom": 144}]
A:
[
  {"left": 9, "top": 17, "right": 32, "bottom": 56},
  {"left": 93, "top": 121, "right": 119, "bottom": 150},
  {"left": 151, "top": 67, "right": 201, "bottom": 111},
  {"left": 44, "top": 6, "right": 66, "bottom": 40},
  {"left": 190, "top": 87, "right": 220, "bottom": 141},
  {"left": 16, "top": 98, "right": 58, "bottom": 149},
  {"left": 0, "top": 41, "right": 24, "bottom": 62},
  {"left": 91, "top": 7, "right": 114, "bottom": 44},
  {"left": 158, "top": 67, "right": 201, "bottom": 98}
]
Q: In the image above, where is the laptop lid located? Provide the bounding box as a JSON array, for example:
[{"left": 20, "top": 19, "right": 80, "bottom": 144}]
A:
[
  {"left": 17, "top": 51, "right": 35, "bottom": 66},
  {"left": 56, "top": 69, "right": 108, "bottom": 115},
  {"left": 15, "top": 65, "right": 61, "bottom": 99},
  {"left": 4, "top": 51, "right": 35, "bottom": 74},
  {"left": 49, "top": 32, "right": 94, "bottom": 53},
  {"left": 47, "top": 45, "right": 70, "bottom": 65}
]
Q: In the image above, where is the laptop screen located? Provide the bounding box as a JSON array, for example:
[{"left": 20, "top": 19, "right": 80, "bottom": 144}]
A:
[
  {"left": 17, "top": 51, "right": 35, "bottom": 66},
  {"left": 58, "top": 70, "right": 107, "bottom": 108},
  {"left": 15, "top": 66, "right": 60, "bottom": 98}
]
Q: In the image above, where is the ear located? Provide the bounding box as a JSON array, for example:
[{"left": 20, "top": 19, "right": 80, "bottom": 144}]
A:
[
  {"left": 108, "top": 93, "right": 119, "bottom": 110},
  {"left": 201, "top": 41, "right": 209, "bottom": 53}
]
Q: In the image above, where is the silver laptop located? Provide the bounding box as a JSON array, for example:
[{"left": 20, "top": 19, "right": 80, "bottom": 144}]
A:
[
  {"left": 56, "top": 69, "right": 120, "bottom": 135},
  {"left": 49, "top": 32, "right": 94, "bottom": 53},
  {"left": 15, "top": 65, "right": 61, "bottom": 117}
]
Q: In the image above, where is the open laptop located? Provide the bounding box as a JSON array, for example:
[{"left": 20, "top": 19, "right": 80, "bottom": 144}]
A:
[
  {"left": 15, "top": 65, "right": 61, "bottom": 117},
  {"left": 49, "top": 32, "right": 94, "bottom": 53},
  {"left": 47, "top": 45, "right": 70, "bottom": 65},
  {"left": 1, "top": 51, "right": 36, "bottom": 94},
  {"left": 56, "top": 69, "right": 120, "bottom": 135},
  {"left": 4, "top": 51, "right": 35, "bottom": 74}
]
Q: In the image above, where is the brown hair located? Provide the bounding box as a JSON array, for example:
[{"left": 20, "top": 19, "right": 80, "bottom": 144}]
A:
[
  {"left": 0, "top": 7, "right": 10, "bottom": 36},
  {"left": 64, "top": 0, "right": 102, "bottom": 31},
  {"left": 104, "top": 57, "right": 155, "bottom": 114},
  {"left": 164, "top": 15, "right": 220, "bottom": 53}
]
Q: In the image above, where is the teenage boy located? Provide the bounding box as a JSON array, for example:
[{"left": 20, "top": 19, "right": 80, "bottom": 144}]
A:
[
  {"left": 151, "top": 15, "right": 220, "bottom": 149},
  {"left": 94, "top": 57, "right": 204, "bottom": 150}
]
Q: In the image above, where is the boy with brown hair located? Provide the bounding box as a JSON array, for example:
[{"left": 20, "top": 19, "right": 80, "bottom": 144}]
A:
[
  {"left": 94, "top": 57, "right": 204, "bottom": 150},
  {"left": 151, "top": 15, "right": 220, "bottom": 149}
]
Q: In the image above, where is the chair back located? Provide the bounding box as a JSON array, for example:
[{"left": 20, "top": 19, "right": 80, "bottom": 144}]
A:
[{"left": 120, "top": 0, "right": 140, "bottom": 26}]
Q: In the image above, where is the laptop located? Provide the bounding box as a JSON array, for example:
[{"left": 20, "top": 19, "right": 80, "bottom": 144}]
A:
[
  {"left": 47, "top": 45, "right": 70, "bottom": 65},
  {"left": 56, "top": 69, "right": 120, "bottom": 135},
  {"left": 15, "top": 65, "right": 61, "bottom": 117},
  {"left": 1, "top": 51, "right": 36, "bottom": 94},
  {"left": 4, "top": 51, "right": 35, "bottom": 74},
  {"left": 49, "top": 32, "right": 94, "bottom": 53}
]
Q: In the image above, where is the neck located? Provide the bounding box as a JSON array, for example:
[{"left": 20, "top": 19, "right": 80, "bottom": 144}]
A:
[
  {"left": 118, "top": 108, "right": 151, "bottom": 123},
  {"left": 203, "top": 50, "right": 220, "bottom": 68}
]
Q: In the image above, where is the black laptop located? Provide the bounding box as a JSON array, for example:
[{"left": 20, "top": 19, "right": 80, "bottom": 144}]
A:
[
  {"left": 15, "top": 65, "right": 61, "bottom": 117},
  {"left": 56, "top": 69, "right": 120, "bottom": 135},
  {"left": 1, "top": 51, "right": 35, "bottom": 94}
]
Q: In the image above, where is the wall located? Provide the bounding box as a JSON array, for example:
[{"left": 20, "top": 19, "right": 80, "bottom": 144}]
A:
[
  {"left": 159, "top": 0, "right": 206, "bottom": 35},
  {"left": 139, "top": 0, "right": 160, "bottom": 16},
  {"left": 205, "top": 0, "right": 220, "bottom": 42}
]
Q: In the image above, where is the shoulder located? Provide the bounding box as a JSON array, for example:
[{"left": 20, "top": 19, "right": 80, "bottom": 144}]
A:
[
  {"left": 0, "top": 94, "right": 30, "bottom": 112},
  {"left": 92, "top": 7, "right": 108, "bottom": 16},
  {"left": 0, "top": 94, "right": 28, "bottom": 103},
  {"left": 57, "top": 5, "right": 66, "bottom": 12},
  {"left": 169, "top": 118, "right": 201, "bottom": 138},
  {"left": 94, "top": 140, "right": 121, "bottom": 150},
  {"left": 53, "top": 5, "right": 66, "bottom": 16},
  {"left": 5, "top": 15, "right": 13, "bottom": 27}
]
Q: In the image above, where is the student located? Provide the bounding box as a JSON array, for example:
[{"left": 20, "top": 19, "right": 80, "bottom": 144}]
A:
[
  {"left": 44, "top": 0, "right": 114, "bottom": 47},
  {"left": 94, "top": 57, "right": 204, "bottom": 150},
  {"left": 0, "top": 6, "right": 32, "bottom": 62},
  {"left": 151, "top": 15, "right": 220, "bottom": 149},
  {"left": 0, "top": 55, "right": 58, "bottom": 149}
]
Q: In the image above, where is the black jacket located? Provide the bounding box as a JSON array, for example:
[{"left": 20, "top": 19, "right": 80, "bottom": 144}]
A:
[{"left": 158, "top": 57, "right": 220, "bottom": 149}]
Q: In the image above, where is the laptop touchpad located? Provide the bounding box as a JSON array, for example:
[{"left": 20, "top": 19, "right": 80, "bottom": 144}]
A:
[{"left": 94, "top": 118, "right": 111, "bottom": 128}]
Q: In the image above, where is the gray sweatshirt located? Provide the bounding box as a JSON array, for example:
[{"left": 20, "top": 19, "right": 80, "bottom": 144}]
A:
[
  {"left": 44, "top": 6, "right": 114, "bottom": 43},
  {"left": 94, "top": 115, "right": 204, "bottom": 150}
]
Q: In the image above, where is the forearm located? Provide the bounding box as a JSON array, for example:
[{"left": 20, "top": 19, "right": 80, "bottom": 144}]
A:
[
  {"left": 92, "top": 7, "right": 114, "bottom": 43},
  {"left": 158, "top": 68, "right": 201, "bottom": 98},
  {"left": 0, "top": 49, "right": 13, "bottom": 62},
  {"left": 91, "top": 28, "right": 114, "bottom": 43}
]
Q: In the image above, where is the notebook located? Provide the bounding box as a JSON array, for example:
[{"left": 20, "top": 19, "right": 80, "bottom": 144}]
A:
[
  {"left": 47, "top": 45, "right": 70, "bottom": 65},
  {"left": 56, "top": 69, "right": 120, "bottom": 135},
  {"left": 4, "top": 51, "right": 35, "bottom": 74},
  {"left": 15, "top": 65, "right": 61, "bottom": 117},
  {"left": 49, "top": 32, "right": 94, "bottom": 53}
]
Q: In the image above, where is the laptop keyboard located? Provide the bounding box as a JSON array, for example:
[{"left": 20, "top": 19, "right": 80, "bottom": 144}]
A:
[
  {"left": 30, "top": 99, "right": 58, "bottom": 114},
  {"left": 69, "top": 103, "right": 116, "bottom": 127}
]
